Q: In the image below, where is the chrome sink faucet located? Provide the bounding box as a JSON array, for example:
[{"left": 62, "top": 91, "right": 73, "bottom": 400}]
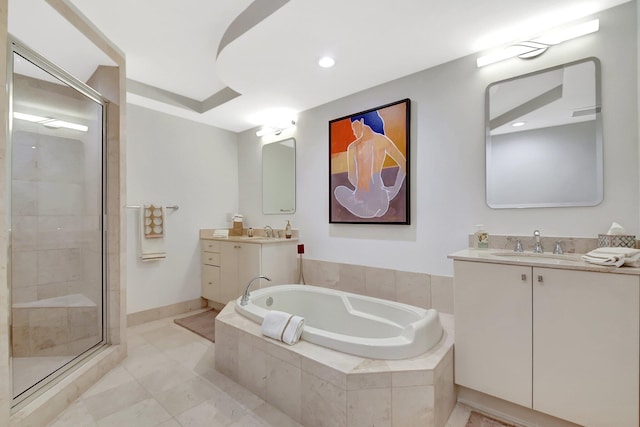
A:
[
  {"left": 533, "top": 230, "right": 543, "bottom": 253},
  {"left": 264, "top": 225, "right": 273, "bottom": 238},
  {"left": 240, "top": 275, "right": 271, "bottom": 306}
]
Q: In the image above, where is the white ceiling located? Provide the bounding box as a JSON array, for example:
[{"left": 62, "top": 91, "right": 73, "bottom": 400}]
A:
[{"left": 8, "top": 0, "right": 631, "bottom": 133}]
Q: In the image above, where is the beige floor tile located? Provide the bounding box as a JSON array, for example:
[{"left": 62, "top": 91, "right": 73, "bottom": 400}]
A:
[
  {"left": 82, "top": 379, "right": 151, "bottom": 421},
  {"left": 152, "top": 375, "right": 219, "bottom": 417},
  {"left": 96, "top": 398, "right": 172, "bottom": 427},
  {"left": 46, "top": 312, "right": 467, "bottom": 427},
  {"left": 47, "top": 399, "right": 98, "bottom": 427}
]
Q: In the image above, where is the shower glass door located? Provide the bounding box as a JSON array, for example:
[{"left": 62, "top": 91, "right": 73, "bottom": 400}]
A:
[{"left": 9, "top": 42, "right": 107, "bottom": 404}]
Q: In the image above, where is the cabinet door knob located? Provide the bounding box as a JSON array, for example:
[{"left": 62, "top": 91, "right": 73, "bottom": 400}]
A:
[
  {"left": 521, "top": 274, "right": 527, "bottom": 281},
  {"left": 538, "top": 275, "right": 543, "bottom": 282}
]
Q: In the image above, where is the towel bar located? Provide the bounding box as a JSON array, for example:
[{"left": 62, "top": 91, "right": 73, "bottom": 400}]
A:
[{"left": 126, "top": 205, "right": 179, "bottom": 210}]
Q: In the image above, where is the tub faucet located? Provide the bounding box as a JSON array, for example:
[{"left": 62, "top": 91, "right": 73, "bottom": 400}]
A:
[
  {"left": 533, "top": 230, "right": 543, "bottom": 253},
  {"left": 240, "top": 275, "right": 271, "bottom": 306},
  {"left": 264, "top": 226, "right": 273, "bottom": 238}
]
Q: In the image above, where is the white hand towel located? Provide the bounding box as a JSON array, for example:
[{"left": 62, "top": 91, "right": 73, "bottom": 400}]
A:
[
  {"left": 582, "top": 247, "right": 640, "bottom": 267},
  {"left": 138, "top": 205, "right": 167, "bottom": 261},
  {"left": 261, "top": 310, "right": 304, "bottom": 345}
]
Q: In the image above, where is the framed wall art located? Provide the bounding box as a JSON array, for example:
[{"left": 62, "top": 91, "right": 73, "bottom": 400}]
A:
[{"left": 329, "top": 98, "right": 410, "bottom": 224}]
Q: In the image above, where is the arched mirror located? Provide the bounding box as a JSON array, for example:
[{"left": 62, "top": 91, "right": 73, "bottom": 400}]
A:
[
  {"left": 486, "top": 58, "right": 603, "bottom": 208},
  {"left": 262, "top": 138, "right": 296, "bottom": 214}
]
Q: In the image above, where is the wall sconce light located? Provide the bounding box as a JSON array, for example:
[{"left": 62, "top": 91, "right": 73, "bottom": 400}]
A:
[
  {"left": 256, "top": 120, "right": 296, "bottom": 137},
  {"left": 13, "top": 112, "right": 88, "bottom": 132},
  {"left": 476, "top": 19, "right": 599, "bottom": 67}
]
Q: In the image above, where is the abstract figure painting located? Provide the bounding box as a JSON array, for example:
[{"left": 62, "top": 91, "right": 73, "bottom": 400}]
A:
[{"left": 329, "top": 99, "right": 410, "bottom": 224}]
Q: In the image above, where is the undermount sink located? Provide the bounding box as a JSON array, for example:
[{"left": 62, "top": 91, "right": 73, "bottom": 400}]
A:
[{"left": 491, "top": 251, "right": 582, "bottom": 262}]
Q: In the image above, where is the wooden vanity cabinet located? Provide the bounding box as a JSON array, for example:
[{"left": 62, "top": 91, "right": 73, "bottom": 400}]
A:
[
  {"left": 454, "top": 259, "right": 639, "bottom": 427},
  {"left": 201, "top": 239, "right": 298, "bottom": 304}
]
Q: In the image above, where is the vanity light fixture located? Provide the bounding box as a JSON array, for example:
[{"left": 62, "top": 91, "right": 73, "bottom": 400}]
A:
[
  {"left": 13, "top": 112, "right": 88, "bottom": 132},
  {"left": 256, "top": 120, "right": 296, "bottom": 137},
  {"left": 476, "top": 19, "right": 599, "bottom": 67},
  {"left": 318, "top": 56, "right": 335, "bottom": 68}
]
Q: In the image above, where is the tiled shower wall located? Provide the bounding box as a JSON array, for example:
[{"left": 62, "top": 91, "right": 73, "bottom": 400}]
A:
[
  {"left": 11, "top": 129, "right": 102, "bottom": 305},
  {"left": 302, "top": 258, "right": 454, "bottom": 314}
]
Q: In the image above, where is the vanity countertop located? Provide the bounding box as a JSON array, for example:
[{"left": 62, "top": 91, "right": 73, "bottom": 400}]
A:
[
  {"left": 449, "top": 248, "right": 640, "bottom": 276},
  {"left": 201, "top": 235, "right": 298, "bottom": 244},
  {"left": 199, "top": 229, "right": 298, "bottom": 244}
]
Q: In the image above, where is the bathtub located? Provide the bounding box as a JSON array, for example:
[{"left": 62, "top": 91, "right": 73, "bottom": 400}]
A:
[{"left": 234, "top": 284, "right": 443, "bottom": 359}]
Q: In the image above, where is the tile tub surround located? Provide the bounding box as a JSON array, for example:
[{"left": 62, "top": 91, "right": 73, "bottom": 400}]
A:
[
  {"left": 215, "top": 302, "right": 456, "bottom": 427},
  {"left": 301, "top": 258, "right": 454, "bottom": 315}
]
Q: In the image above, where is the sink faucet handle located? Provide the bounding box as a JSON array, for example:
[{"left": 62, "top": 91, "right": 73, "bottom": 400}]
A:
[
  {"left": 553, "top": 240, "right": 564, "bottom": 255},
  {"left": 514, "top": 239, "right": 524, "bottom": 252}
]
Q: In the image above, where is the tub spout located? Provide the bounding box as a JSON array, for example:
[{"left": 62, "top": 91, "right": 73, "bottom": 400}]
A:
[{"left": 240, "top": 275, "right": 271, "bottom": 306}]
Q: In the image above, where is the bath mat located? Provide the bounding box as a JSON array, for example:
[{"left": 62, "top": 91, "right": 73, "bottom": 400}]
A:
[
  {"left": 174, "top": 309, "right": 218, "bottom": 342},
  {"left": 466, "top": 411, "right": 517, "bottom": 427}
]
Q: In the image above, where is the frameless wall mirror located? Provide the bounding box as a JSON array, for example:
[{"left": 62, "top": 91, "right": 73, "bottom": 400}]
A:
[
  {"left": 486, "top": 57, "right": 603, "bottom": 208},
  {"left": 262, "top": 138, "right": 296, "bottom": 214}
]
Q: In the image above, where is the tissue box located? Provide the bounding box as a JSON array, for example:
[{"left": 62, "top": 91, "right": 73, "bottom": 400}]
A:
[{"left": 598, "top": 234, "right": 636, "bottom": 248}]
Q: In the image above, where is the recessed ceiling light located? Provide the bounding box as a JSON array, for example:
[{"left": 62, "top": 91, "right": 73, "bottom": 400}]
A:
[
  {"left": 318, "top": 56, "right": 335, "bottom": 68},
  {"left": 512, "top": 121, "right": 526, "bottom": 127}
]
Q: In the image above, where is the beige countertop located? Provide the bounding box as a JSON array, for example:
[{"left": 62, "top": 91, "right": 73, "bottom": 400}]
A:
[
  {"left": 199, "top": 228, "right": 298, "bottom": 244},
  {"left": 449, "top": 248, "right": 640, "bottom": 276}
]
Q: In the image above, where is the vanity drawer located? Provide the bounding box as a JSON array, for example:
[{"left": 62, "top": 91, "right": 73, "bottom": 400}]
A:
[
  {"left": 202, "top": 240, "right": 221, "bottom": 252},
  {"left": 202, "top": 252, "right": 221, "bottom": 266}
]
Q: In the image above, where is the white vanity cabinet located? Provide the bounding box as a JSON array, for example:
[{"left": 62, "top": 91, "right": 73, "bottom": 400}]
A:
[
  {"left": 453, "top": 256, "right": 639, "bottom": 427},
  {"left": 201, "top": 240, "right": 222, "bottom": 301},
  {"left": 201, "top": 238, "right": 298, "bottom": 304},
  {"left": 219, "top": 241, "right": 261, "bottom": 303},
  {"left": 454, "top": 261, "right": 532, "bottom": 407},
  {"left": 533, "top": 267, "right": 639, "bottom": 427}
]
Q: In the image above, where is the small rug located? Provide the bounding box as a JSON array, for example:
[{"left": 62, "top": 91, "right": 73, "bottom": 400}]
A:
[
  {"left": 466, "top": 411, "right": 517, "bottom": 427},
  {"left": 174, "top": 309, "right": 218, "bottom": 342}
]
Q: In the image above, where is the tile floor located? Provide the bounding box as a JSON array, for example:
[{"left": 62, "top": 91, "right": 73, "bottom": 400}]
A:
[{"left": 45, "top": 310, "right": 474, "bottom": 427}]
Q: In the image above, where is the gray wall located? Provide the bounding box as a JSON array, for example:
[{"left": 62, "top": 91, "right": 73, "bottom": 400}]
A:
[
  {"left": 238, "top": 3, "right": 638, "bottom": 276},
  {"left": 126, "top": 104, "right": 239, "bottom": 313}
]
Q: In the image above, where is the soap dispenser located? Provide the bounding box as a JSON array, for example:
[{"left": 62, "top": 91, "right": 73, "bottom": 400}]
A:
[
  {"left": 285, "top": 220, "right": 292, "bottom": 239},
  {"left": 474, "top": 224, "right": 489, "bottom": 249}
]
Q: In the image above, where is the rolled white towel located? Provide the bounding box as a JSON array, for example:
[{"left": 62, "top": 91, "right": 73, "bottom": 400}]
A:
[
  {"left": 587, "top": 247, "right": 640, "bottom": 258},
  {"left": 582, "top": 247, "right": 640, "bottom": 267},
  {"left": 261, "top": 310, "right": 305, "bottom": 345},
  {"left": 581, "top": 254, "right": 625, "bottom": 267}
]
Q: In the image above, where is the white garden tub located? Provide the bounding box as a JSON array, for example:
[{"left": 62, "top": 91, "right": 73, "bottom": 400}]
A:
[{"left": 234, "top": 284, "right": 443, "bottom": 359}]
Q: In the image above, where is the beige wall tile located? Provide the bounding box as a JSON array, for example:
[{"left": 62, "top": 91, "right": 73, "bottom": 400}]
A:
[
  {"left": 213, "top": 321, "right": 239, "bottom": 380},
  {"left": 347, "top": 372, "right": 391, "bottom": 390},
  {"left": 266, "top": 354, "right": 301, "bottom": 421},
  {"left": 347, "top": 387, "right": 391, "bottom": 427},
  {"left": 238, "top": 340, "right": 267, "bottom": 399},
  {"left": 396, "top": 270, "right": 431, "bottom": 308},
  {"left": 431, "top": 275, "right": 454, "bottom": 314},
  {"left": 301, "top": 372, "right": 347, "bottom": 427},
  {"left": 304, "top": 259, "right": 340, "bottom": 289},
  {"left": 337, "top": 263, "right": 365, "bottom": 295},
  {"left": 364, "top": 267, "right": 396, "bottom": 301},
  {"left": 392, "top": 385, "right": 435, "bottom": 427}
]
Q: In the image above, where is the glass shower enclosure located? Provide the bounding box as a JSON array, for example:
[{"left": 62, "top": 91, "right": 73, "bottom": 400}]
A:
[{"left": 8, "top": 40, "right": 108, "bottom": 405}]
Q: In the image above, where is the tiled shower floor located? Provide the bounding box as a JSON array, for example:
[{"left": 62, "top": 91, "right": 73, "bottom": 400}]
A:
[
  {"left": 45, "top": 310, "right": 473, "bottom": 426},
  {"left": 13, "top": 355, "right": 74, "bottom": 397}
]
